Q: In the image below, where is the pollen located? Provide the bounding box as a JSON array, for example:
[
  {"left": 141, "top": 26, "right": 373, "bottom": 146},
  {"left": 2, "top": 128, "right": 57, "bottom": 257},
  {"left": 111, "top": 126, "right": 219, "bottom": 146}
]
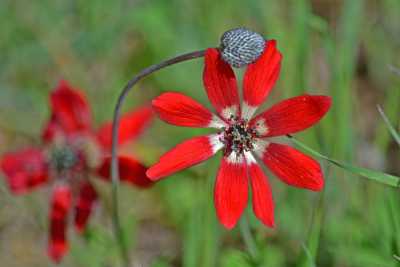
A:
[{"left": 220, "top": 116, "right": 258, "bottom": 157}]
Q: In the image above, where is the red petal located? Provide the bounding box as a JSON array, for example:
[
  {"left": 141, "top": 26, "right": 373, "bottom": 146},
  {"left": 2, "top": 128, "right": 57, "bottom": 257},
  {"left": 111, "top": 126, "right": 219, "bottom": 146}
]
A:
[
  {"left": 250, "top": 95, "right": 331, "bottom": 137},
  {"left": 203, "top": 48, "right": 240, "bottom": 120},
  {"left": 1, "top": 148, "right": 48, "bottom": 194},
  {"left": 50, "top": 80, "right": 92, "bottom": 135},
  {"left": 214, "top": 155, "right": 248, "bottom": 229},
  {"left": 248, "top": 161, "right": 274, "bottom": 227},
  {"left": 152, "top": 92, "right": 224, "bottom": 128},
  {"left": 146, "top": 134, "right": 223, "bottom": 181},
  {"left": 97, "top": 156, "right": 153, "bottom": 188},
  {"left": 260, "top": 143, "right": 324, "bottom": 191},
  {"left": 48, "top": 185, "right": 72, "bottom": 263},
  {"left": 42, "top": 113, "right": 59, "bottom": 143},
  {"left": 97, "top": 105, "right": 153, "bottom": 150},
  {"left": 243, "top": 40, "right": 282, "bottom": 113},
  {"left": 74, "top": 181, "right": 97, "bottom": 233}
]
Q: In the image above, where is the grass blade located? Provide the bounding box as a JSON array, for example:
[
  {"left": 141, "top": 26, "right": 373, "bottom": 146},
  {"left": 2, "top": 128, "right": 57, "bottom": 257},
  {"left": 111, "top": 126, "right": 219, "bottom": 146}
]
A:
[
  {"left": 377, "top": 105, "right": 400, "bottom": 147},
  {"left": 288, "top": 136, "right": 400, "bottom": 188}
]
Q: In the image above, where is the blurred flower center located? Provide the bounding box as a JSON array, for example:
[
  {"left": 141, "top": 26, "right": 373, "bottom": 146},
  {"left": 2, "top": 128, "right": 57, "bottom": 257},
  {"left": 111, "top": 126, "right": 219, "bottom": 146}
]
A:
[
  {"left": 50, "top": 146, "right": 80, "bottom": 173},
  {"left": 221, "top": 117, "right": 258, "bottom": 156},
  {"left": 48, "top": 134, "right": 103, "bottom": 178}
]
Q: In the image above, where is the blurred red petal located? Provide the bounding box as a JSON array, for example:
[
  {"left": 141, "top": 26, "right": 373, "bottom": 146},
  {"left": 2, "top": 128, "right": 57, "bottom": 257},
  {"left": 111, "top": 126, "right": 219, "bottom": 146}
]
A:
[
  {"left": 48, "top": 185, "right": 72, "bottom": 263},
  {"left": 146, "top": 134, "right": 223, "bottom": 181},
  {"left": 1, "top": 148, "right": 48, "bottom": 194},
  {"left": 248, "top": 161, "right": 274, "bottom": 227},
  {"left": 97, "top": 155, "right": 153, "bottom": 188},
  {"left": 97, "top": 105, "right": 153, "bottom": 150},
  {"left": 250, "top": 95, "right": 331, "bottom": 137},
  {"left": 41, "top": 113, "right": 59, "bottom": 143},
  {"left": 74, "top": 181, "right": 97, "bottom": 233},
  {"left": 203, "top": 48, "right": 240, "bottom": 120},
  {"left": 152, "top": 92, "right": 224, "bottom": 128},
  {"left": 50, "top": 80, "right": 92, "bottom": 135},
  {"left": 214, "top": 155, "right": 248, "bottom": 229},
  {"left": 260, "top": 143, "right": 324, "bottom": 191},
  {"left": 242, "top": 40, "right": 282, "bottom": 116}
]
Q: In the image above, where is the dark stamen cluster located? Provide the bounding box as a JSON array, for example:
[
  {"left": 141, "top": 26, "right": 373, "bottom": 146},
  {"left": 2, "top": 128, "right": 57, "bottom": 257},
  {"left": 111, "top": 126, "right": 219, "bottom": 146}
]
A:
[
  {"left": 220, "top": 116, "right": 258, "bottom": 157},
  {"left": 50, "top": 146, "right": 79, "bottom": 173}
]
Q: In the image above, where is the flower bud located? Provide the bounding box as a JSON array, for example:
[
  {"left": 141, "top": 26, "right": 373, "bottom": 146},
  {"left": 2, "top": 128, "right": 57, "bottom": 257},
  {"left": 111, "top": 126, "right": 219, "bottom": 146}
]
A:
[{"left": 220, "top": 27, "right": 265, "bottom": 68}]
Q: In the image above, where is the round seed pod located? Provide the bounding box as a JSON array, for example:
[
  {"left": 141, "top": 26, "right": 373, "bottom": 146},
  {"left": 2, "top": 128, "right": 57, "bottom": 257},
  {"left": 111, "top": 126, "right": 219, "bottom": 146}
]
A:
[{"left": 219, "top": 27, "right": 265, "bottom": 68}]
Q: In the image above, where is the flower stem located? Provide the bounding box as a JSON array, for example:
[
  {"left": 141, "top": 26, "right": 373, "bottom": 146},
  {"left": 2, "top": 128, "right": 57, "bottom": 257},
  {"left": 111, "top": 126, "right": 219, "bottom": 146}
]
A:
[
  {"left": 239, "top": 214, "right": 259, "bottom": 263},
  {"left": 110, "top": 50, "right": 205, "bottom": 267}
]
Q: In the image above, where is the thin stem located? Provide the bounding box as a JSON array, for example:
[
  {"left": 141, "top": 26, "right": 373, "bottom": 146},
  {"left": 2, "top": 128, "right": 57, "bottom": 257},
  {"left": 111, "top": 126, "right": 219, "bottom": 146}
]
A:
[
  {"left": 377, "top": 105, "right": 400, "bottom": 147},
  {"left": 239, "top": 214, "right": 259, "bottom": 263},
  {"left": 110, "top": 50, "right": 205, "bottom": 267}
]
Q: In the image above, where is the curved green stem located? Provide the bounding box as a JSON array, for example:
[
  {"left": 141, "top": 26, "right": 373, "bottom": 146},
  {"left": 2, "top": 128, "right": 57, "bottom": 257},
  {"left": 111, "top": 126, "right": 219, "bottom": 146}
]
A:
[{"left": 109, "top": 50, "right": 205, "bottom": 267}]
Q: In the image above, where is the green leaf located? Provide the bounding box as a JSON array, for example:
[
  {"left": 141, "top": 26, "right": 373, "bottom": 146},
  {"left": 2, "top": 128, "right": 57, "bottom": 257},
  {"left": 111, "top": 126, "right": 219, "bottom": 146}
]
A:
[
  {"left": 300, "top": 243, "right": 317, "bottom": 267},
  {"left": 288, "top": 136, "right": 400, "bottom": 188},
  {"left": 220, "top": 249, "right": 252, "bottom": 267},
  {"left": 297, "top": 195, "right": 324, "bottom": 267}
]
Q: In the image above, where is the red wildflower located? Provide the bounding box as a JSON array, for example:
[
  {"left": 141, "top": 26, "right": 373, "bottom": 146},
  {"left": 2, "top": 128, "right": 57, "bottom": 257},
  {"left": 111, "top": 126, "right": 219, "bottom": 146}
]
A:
[
  {"left": 0, "top": 80, "right": 154, "bottom": 263},
  {"left": 147, "top": 40, "right": 331, "bottom": 229}
]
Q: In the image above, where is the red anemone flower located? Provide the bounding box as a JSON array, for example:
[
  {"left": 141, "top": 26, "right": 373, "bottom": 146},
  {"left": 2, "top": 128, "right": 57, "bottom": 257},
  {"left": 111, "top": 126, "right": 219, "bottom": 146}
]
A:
[
  {"left": 147, "top": 40, "right": 331, "bottom": 229},
  {"left": 0, "top": 80, "right": 154, "bottom": 263}
]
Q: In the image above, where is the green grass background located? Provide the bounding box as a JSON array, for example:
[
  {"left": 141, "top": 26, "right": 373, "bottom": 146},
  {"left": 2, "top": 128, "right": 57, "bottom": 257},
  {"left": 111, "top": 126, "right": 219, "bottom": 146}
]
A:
[{"left": 0, "top": 0, "right": 399, "bottom": 266}]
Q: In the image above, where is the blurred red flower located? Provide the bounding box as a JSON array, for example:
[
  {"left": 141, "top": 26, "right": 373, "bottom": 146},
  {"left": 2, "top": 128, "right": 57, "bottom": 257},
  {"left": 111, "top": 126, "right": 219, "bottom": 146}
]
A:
[
  {"left": 147, "top": 40, "right": 331, "bottom": 229},
  {"left": 1, "top": 80, "right": 154, "bottom": 263}
]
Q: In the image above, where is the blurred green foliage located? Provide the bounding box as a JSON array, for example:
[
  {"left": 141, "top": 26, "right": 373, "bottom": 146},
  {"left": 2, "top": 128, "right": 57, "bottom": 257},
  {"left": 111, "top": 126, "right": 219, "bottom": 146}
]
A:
[{"left": 0, "top": 0, "right": 399, "bottom": 266}]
